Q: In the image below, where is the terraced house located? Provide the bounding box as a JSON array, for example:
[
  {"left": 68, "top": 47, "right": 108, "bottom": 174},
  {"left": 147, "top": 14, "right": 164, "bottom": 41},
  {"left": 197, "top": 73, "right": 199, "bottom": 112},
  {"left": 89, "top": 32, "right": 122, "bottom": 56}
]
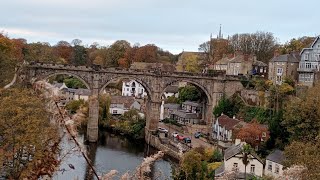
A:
[{"left": 298, "top": 36, "right": 320, "bottom": 87}]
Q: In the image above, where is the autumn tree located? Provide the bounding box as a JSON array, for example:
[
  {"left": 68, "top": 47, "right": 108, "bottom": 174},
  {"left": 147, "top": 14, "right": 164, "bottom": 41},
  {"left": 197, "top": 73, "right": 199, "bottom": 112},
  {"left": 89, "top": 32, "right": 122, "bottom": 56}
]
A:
[
  {"left": 282, "top": 83, "right": 320, "bottom": 142},
  {"left": 53, "top": 41, "right": 73, "bottom": 64},
  {"left": 235, "top": 120, "right": 269, "bottom": 149},
  {"left": 24, "top": 42, "right": 59, "bottom": 63},
  {"left": 0, "top": 34, "right": 17, "bottom": 87},
  {"left": 106, "top": 40, "right": 131, "bottom": 67},
  {"left": 0, "top": 88, "right": 59, "bottom": 179},
  {"left": 284, "top": 138, "right": 320, "bottom": 180},
  {"left": 72, "top": 44, "right": 88, "bottom": 65},
  {"left": 133, "top": 44, "right": 157, "bottom": 63},
  {"left": 228, "top": 32, "right": 277, "bottom": 63},
  {"left": 278, "top": 36, "right": 315, "bottom": 54}
]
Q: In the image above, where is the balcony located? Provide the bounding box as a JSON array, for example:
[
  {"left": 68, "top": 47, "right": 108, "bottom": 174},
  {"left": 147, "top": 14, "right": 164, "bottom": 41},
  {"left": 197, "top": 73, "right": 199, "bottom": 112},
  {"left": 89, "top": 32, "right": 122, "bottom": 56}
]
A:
[{"left": 297, "top": 67, "right": 316, "bottom": 72}]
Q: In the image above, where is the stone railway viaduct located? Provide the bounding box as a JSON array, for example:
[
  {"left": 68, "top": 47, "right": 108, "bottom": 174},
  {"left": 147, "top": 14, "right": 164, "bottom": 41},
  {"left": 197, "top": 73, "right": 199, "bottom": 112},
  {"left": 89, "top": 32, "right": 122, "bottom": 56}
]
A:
[{"left": 20, "top": 63, "right": 244, "bottom": 142}]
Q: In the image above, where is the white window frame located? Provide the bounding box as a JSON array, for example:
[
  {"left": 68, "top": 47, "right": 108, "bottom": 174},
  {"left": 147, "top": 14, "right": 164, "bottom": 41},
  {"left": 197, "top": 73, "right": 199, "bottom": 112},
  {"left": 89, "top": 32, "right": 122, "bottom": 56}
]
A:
[
  {"left": 304, "top": 53, "right": 309, "bottom": 60},
  {"left": 277, "top": 68, "right": 283, "bottom": 75},
  {"left": 268, "top": 161, "right": 272, "bottom": 171}
]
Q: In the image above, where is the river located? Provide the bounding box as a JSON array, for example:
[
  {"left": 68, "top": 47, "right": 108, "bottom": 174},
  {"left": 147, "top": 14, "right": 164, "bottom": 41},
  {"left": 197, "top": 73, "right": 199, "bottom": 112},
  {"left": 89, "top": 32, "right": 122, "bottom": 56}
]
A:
[{"left": 53, "top": 131, "right": 175, "bottom": 180}]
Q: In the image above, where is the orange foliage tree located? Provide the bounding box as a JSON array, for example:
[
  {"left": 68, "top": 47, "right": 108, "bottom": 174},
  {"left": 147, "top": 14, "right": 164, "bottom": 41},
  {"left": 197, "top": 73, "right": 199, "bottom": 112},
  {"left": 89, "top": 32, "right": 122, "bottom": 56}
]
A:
[{"left": 235, "top": 119, "right": 269, "bottom": 149}]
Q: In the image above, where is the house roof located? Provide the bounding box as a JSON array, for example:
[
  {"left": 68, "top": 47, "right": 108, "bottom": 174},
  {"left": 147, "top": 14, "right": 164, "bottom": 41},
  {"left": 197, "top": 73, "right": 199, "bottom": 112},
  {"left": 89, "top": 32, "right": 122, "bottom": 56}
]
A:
[
  {"left": 217, "top": 115, "right": 244, "bottom": 131},
  {"left": 266, "top": 150, "right": 284, "bottom": 165},
  {"left": 172, "top": 110, "right": 201, "bottom": 119},
  {"left": 53, "top": 83, "right": 64, "bottom": 88},
  {"left": 165, "top": 85, "right": 179, "bottom": 93},
  {"left": 182, "top": 101, "right": 202, "bottom": 107},
  {"left": 270, "top": 54, "right": 300, "bottom": 63},
  {"left": 75, "top": 88, "right": 91, "bottom": 96},
  {"left": 253, "top": 60, "right": 267, "bottom": 67},
  {"left": 224, "top": 143, "right": 264, "bottom": 163},
  {"left": 110, "top": 96, "right": 135, "bottom": 109},
  {"left": 163, "top": 103, "right": 180, "bottom": 109},
  {"left": 215, "top": 56, "right": 231, "bottom": 65},
  {"left": 228, "top": 54, "right": 255, "bottom": 63},
  {"left": 300, "top": 36, "right": 320, "bottom": 54}
]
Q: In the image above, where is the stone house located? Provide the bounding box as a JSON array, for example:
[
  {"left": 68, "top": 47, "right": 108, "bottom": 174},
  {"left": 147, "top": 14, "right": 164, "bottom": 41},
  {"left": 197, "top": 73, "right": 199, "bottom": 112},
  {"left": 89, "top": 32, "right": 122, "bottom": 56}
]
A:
[
  {"left": 268, "top": 52, "right": 300, "bottom": 85},
  {"left": 226, "top": 54, "right": 255, "bottom": 76},
  {"left": 298, "top": 36, "right": 320, "bottom": 87},
  {"left": 215, "top": 143, "right": 264, "bottom": 178},
  {"left": 252, "top": 60, "right": 268, "bottom": 77},
  {"left": 162, "top": 103, "right": 180, "bottom": 120},
  {"left": 265, "top": 150, "right": 284, "bottom": 178},
  {"left": 109, "top": 96, "right": 141, "bottom": 115},
  {"left": 213, "top": 56, "right": 232, "bottom": 71},
  {"left": 169, "top": 101, "right": 203, "bottom": 125}
]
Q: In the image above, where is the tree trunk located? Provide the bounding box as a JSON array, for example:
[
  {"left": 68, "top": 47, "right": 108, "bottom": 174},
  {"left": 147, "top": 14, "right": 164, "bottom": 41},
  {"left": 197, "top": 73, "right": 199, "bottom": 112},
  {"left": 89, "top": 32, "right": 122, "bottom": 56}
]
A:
[{"left": 244, "top": 165, "right": 247, "bottom": 180}]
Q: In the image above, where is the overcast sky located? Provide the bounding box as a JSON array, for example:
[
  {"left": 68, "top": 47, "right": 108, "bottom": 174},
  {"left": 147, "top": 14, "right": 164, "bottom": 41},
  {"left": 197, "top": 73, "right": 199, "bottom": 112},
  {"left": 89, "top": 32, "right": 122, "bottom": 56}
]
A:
[{"left": 1, "top": 0, "right": 319, "bottom": 54}]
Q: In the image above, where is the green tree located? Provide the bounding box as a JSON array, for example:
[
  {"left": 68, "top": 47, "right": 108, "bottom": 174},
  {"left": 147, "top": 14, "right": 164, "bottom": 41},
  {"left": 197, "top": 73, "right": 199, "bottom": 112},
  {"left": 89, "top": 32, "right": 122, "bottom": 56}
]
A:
[
  {"left": 213, "top": 96, "right": 238, "bottom": 117},
  {"left": 65, "top": 99, "right": 85, "bottom": 114},
  {"left": 63, "top": 77, "right": 87, "bottom": 89},
  {"left": 72, "top": 45, "right": 88, "bottom": 65},
  {"left": 178, "top": 85, "right": 202, "bottom": 103},
  {"left": 211, "top": 149, "right": 223, "bottom": 162}
]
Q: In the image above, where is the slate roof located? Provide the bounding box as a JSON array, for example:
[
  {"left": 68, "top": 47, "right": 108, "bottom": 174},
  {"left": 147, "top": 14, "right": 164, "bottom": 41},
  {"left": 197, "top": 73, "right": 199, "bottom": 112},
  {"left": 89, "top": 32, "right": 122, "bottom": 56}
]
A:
[
  {"left": 53, "top": 83, "right": 63, "bottom": 88},
  {"left": 215, "top": 56, "right": 231, "bottom": 65},
  {"left": 228, "top": 54, "right": 255, "bottom": 63},
  {"left": 217, "top": 115, "right": 244, "bottom": 131},
  {"left": 224, "top": 143, "right": 264, "bottom": 163},
  {"left": 183, "top": 101, "right": 202, "bottom": 107},
  {"left": 172, "top": 110, "right": 201, "bottom": 119},
  {"left": 75, "top": 89, "right": 91, "bottom": 96},
  {"left": 110, "top": 96, "right": 135, "bottom": 109},
  {"left": 253, "top": 60, "right": 268, "bottom": 67},
  {"left": 165, "top": 85, "right": 179, "bottom": 93},
  {"left": 270, "top": 54, "right": 300, "bottom": 63},
  {"left": 163, "top": 103, "right": 180, "bottom": 109},
  {"left": 266, "top": 150, "right": 284, "bottom": 164}
]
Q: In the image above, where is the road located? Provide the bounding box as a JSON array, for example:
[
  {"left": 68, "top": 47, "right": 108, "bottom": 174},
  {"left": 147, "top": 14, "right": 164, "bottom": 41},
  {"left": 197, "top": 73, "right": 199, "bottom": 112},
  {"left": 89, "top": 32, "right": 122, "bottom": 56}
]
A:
[{"left": 158, "top": 122, "right": 214, "bottom": 149}]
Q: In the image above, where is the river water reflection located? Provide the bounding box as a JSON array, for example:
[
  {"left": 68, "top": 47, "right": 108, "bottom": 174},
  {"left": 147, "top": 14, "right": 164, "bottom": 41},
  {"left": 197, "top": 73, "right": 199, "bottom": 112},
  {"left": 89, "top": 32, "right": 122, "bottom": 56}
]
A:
[{"left": 53, "top": 131, "right": 175, "bottom": 180}]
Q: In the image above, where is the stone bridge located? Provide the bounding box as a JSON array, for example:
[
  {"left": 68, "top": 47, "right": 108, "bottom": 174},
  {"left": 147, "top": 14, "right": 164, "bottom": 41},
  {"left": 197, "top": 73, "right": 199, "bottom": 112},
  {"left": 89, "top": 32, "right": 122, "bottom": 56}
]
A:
[{"left": 20, "top": 62, "right": 244, "bottom": 142}]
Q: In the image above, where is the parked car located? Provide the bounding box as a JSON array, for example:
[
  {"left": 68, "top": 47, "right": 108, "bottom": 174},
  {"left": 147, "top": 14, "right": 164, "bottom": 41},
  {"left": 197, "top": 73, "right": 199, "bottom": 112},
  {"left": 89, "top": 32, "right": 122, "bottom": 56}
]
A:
[
  {"left": 172, "top": 132, "right": 179, "bottom": 138},
  {"left": 158, "top": 127, "right": 168, "bottom": 133},
  {"left": 176, "top": 134, "right": 185, "bottom": 141},
  {"left": 194, "top": 132, "right": 202, "bottom": 138},
  {"left": 184, "top": 137, "right": 192, "bottom": 143}
]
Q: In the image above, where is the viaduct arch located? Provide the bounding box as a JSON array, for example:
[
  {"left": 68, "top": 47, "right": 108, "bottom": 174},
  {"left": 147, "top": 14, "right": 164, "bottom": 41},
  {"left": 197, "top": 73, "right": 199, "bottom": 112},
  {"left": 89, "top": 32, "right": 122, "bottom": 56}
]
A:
[{"left": 20, "top": 62, "right": 244, "bottom": 142}]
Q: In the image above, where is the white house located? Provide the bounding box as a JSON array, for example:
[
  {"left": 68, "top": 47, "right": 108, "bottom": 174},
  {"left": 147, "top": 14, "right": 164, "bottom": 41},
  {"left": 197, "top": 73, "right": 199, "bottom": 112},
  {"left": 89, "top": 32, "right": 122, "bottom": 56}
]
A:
[
  {"left": 109, "top": 96, "right": 142, "bottom": 116},
  {"left": 52, "top": 82, "right": 68, "bottom": 96},
  {"left": 265, "top": 150, "right": 285, "bottom": 178},
  {"left": 298, "top": 36, "right": 320, "bottom": 87},
  {"left": 212, "top": 115, "right": 246, "bottom": 142},
  {"left": 216, "top": 143, "right": 264, "bottom": 178},
  {"left": 122, "top": 80, "right": 147, "bottom": 98}
]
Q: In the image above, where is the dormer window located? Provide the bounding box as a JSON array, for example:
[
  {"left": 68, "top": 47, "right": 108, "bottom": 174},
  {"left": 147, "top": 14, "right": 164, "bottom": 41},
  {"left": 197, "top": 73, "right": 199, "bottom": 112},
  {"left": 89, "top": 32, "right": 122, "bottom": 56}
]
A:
[{"left": 304, "top": 54, "right": 309, "bottom": 60}]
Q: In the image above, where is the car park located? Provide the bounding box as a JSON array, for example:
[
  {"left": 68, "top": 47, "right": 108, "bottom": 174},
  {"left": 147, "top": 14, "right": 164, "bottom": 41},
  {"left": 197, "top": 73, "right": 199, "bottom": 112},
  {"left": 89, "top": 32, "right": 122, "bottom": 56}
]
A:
[
  {"left": 176, "top": 134, "right": 185, "bottom": 141},
  {"left": 172, "top": 132, "right": 179, "bottom": 138},
  {"left": 183, "top": 137, "right": 191, "bottom": 143},
  {"left": 194, "top": 132, "right": 202, "bottom": 138},
  {"left": 158, "top": 127, "right": 168, "bottom": 133}
]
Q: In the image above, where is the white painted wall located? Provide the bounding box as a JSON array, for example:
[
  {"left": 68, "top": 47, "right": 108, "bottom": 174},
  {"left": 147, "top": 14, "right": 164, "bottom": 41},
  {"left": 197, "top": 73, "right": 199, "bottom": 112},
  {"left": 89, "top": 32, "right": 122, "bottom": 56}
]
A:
[
  {"left": 264, "top": 160, "right": 284, "bottom": 178},
  {"left": 224, "top": 155, "right": 264, "bottom": 177}
]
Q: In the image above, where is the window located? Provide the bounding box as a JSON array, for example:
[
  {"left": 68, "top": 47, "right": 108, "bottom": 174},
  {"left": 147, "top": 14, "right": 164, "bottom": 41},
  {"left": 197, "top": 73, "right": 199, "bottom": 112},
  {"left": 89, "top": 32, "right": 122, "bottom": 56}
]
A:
[
  {"left": 268, "top": 161, "right": 273, "bottom": 171},
  {"left": 304, "top": 53, "right": 309, "bottom": 60},
  {"left": 306, "top": 62, "right": 312, "bottom": 69},
  {"left": 275, "top": 164, "right": 280, "bottom": 174},
  {"left": 276, "top": 76, "right": 282, "bottom": 83},
  {"left": 250, "top": 164, "right": 255, "bottom": 173},
  {"left": 112, "top": 110, "right": 118, "bottom": 114},
  {"left": 277, "top": 68, "right": 283, "bottom": 75},
  {"left": 233, "top": 163, "right": 238, "bottom": 169}
]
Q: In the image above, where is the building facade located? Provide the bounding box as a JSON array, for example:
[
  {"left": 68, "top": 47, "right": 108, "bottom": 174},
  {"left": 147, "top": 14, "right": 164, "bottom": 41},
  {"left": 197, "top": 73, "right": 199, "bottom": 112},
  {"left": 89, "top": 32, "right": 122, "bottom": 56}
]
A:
[
  {"left": 298, "top": 36, "right": 320, "bottom": 87},
  {"left": 268, "top": 53, "right": 300, "bottom": 85},
  {"left": 122, "top": 80, "right": 147, "bottom": 98},
  {"left": 265, "top": 150, "right": 284, "bottom": 178},
  {"left": 212, "top": 115, "right": 246, "bottom": 142}
]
